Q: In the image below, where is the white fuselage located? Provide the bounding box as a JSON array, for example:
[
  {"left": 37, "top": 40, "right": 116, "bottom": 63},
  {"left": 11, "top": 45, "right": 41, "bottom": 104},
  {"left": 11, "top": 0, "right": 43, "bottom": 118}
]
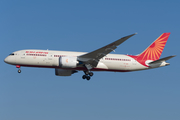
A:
[
  {"left": 4, "top": 49, "right": 149, "bottom": 72},
  {"left": 4, "top": 33, "right": 173, "bottom": 80}
]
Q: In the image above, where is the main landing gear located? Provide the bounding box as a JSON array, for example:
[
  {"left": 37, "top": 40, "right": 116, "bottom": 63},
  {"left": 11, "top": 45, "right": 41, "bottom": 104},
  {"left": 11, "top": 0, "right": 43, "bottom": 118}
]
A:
[
  {"left": 82, "top": 71, "right": 94, "bottom": 80},
  {"left": 82, "top": 64, "right": 94, "bottom": 80},
  {"left": 16, "top": 65, "right": 21, "bottom": 73}
]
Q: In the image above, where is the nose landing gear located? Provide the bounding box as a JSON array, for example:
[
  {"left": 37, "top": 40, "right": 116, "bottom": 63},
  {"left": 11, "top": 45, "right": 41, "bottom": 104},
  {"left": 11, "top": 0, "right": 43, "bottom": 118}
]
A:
[{"left": 16, "top": 65, "right": 21, "bottom": 73}]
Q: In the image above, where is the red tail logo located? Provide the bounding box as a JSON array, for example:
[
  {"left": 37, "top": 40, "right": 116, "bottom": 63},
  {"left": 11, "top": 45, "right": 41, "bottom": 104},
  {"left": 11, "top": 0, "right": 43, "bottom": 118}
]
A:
[{"left": 137, "top": 33, "right": 170, "bottom": 61}]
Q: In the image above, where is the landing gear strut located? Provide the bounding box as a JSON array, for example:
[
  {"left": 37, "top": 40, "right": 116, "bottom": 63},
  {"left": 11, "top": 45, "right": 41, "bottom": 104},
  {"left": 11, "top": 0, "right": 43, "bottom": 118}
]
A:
[
  {"left": 16, "top": 65, "right": 21, "bottom": 73},
  {"left": 82, "top": 64, "right": 94, "bottom": 80},
  {"left": 82, "top": 71, "right": 94, "bottom": 80}
]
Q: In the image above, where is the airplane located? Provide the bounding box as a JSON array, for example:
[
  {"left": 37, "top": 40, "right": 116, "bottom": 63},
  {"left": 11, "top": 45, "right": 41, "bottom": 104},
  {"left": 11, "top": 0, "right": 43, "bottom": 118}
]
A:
[{"left": 4, "top": 33, "right": 175, "bottom": 80}]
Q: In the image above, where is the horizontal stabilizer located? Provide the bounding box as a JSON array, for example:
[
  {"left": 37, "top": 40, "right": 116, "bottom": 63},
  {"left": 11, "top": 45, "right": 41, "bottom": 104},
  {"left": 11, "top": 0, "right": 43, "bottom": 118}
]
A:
[{"left": 149, "top": 55, "right": 176, "bottom": 64}]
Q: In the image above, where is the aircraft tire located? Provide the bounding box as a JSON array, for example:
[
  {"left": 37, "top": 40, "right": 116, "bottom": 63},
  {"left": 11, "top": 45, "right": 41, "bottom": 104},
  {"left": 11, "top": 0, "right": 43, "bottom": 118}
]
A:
[
  {"left": 82, "top": 75, "right": 86, "bottom": 79},
  {"left": 89, "top": 72, "right": 93, "bottom": 76},
  {"left": 18, "top": 69, "right": 21, "bottom": 73},
  {"left": 84, "top": 71, "right": 89, "bottom": 75},
  {"left": 86, "top": 76, "right": 90, "bottom": 80}
]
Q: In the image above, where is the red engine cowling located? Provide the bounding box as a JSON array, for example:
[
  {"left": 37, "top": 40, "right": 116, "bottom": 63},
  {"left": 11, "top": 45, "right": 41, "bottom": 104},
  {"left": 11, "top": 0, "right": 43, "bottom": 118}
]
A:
[{"left": 59, "top": 56, "right": 78, "bottom": 68}]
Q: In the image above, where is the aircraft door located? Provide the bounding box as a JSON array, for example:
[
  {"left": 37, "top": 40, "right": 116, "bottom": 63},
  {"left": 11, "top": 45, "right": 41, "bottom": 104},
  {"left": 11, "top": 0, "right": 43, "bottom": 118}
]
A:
[
  {"left": 47, "top": 53, "right": 56, "bottom": 66},
  {"left": 48, "top": 54, "right": 53, "bottom": 60}
]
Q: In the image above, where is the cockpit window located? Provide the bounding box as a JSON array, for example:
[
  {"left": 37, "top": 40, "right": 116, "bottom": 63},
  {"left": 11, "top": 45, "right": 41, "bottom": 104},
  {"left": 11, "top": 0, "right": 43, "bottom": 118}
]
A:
[{"left": 9, "top": 53, "right": 15, "bottom": 56}]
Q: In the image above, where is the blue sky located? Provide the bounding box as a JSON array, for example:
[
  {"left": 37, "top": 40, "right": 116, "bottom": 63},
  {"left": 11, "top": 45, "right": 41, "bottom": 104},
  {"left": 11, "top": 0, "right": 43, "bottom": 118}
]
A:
[{"left": 0, "top": 0, "right": 179, "bottom": 120}]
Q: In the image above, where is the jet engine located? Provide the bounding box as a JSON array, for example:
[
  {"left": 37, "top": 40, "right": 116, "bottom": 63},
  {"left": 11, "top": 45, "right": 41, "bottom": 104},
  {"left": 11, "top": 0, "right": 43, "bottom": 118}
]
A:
[
  {"left": 55, "top": 68, "right": 78, "bottom": 76},
  {"left": 59, "top": 56, "right": 78, "bottom": 68}
]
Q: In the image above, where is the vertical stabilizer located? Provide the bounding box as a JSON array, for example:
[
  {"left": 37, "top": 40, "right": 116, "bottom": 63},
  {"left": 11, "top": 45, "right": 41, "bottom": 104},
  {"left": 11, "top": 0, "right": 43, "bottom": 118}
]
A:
[{"left": 137, "top": 33, "right": 170, "bottom": 61}]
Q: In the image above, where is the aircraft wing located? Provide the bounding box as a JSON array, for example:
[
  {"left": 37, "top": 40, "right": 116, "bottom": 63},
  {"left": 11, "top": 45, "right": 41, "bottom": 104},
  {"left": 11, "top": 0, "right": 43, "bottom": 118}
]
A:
[{"left": 77, "top": 33, "right": 136, "bottom": 68}]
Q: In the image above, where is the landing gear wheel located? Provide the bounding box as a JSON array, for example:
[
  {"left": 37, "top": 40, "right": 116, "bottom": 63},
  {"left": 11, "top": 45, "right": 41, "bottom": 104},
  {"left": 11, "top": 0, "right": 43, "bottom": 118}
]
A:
[
  {"left": 82, "top": 75, "right": 91, "bottom": 80},
  {"left": 89, "top": 72, "right": 93, "bottom": 76},
  {"left": 82, "top": 75, "right": 86, "bottom": 79},
  {"left": 86, "top": 76, "right": 90, "bottom": 80},
  {"left": 83, "top": 71, "right": 93, "bottom": 80},
  {"left": 84, "top": 71, "right": 89, "bottom": 75},
  {"left": 18, "top": 69, "right": 21, "bottom": 73}
]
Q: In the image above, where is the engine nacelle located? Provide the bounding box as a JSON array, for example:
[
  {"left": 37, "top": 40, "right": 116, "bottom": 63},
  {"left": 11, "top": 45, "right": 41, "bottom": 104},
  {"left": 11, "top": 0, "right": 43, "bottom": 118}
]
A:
[{"left": 59, "top": 56, "right": 78, "bottom": 68}]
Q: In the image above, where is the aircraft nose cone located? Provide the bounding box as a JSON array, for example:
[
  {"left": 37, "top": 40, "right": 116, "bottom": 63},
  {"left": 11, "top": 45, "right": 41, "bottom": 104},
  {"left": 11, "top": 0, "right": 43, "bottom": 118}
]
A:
[
  {"left": 4, "top": 56, "right": 16, "bottom": 64},
  {"left": 4, "top": 57, "right": 8, "bottom": 63},
  {"left": 4, "top": 56, "right": 12, "bottom": 64}
]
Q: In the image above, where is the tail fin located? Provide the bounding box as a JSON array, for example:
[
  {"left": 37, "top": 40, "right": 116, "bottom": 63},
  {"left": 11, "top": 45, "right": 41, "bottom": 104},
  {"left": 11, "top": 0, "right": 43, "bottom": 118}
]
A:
[{"left": 137, "top": 33, "right": 170, "bottom": 61}]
